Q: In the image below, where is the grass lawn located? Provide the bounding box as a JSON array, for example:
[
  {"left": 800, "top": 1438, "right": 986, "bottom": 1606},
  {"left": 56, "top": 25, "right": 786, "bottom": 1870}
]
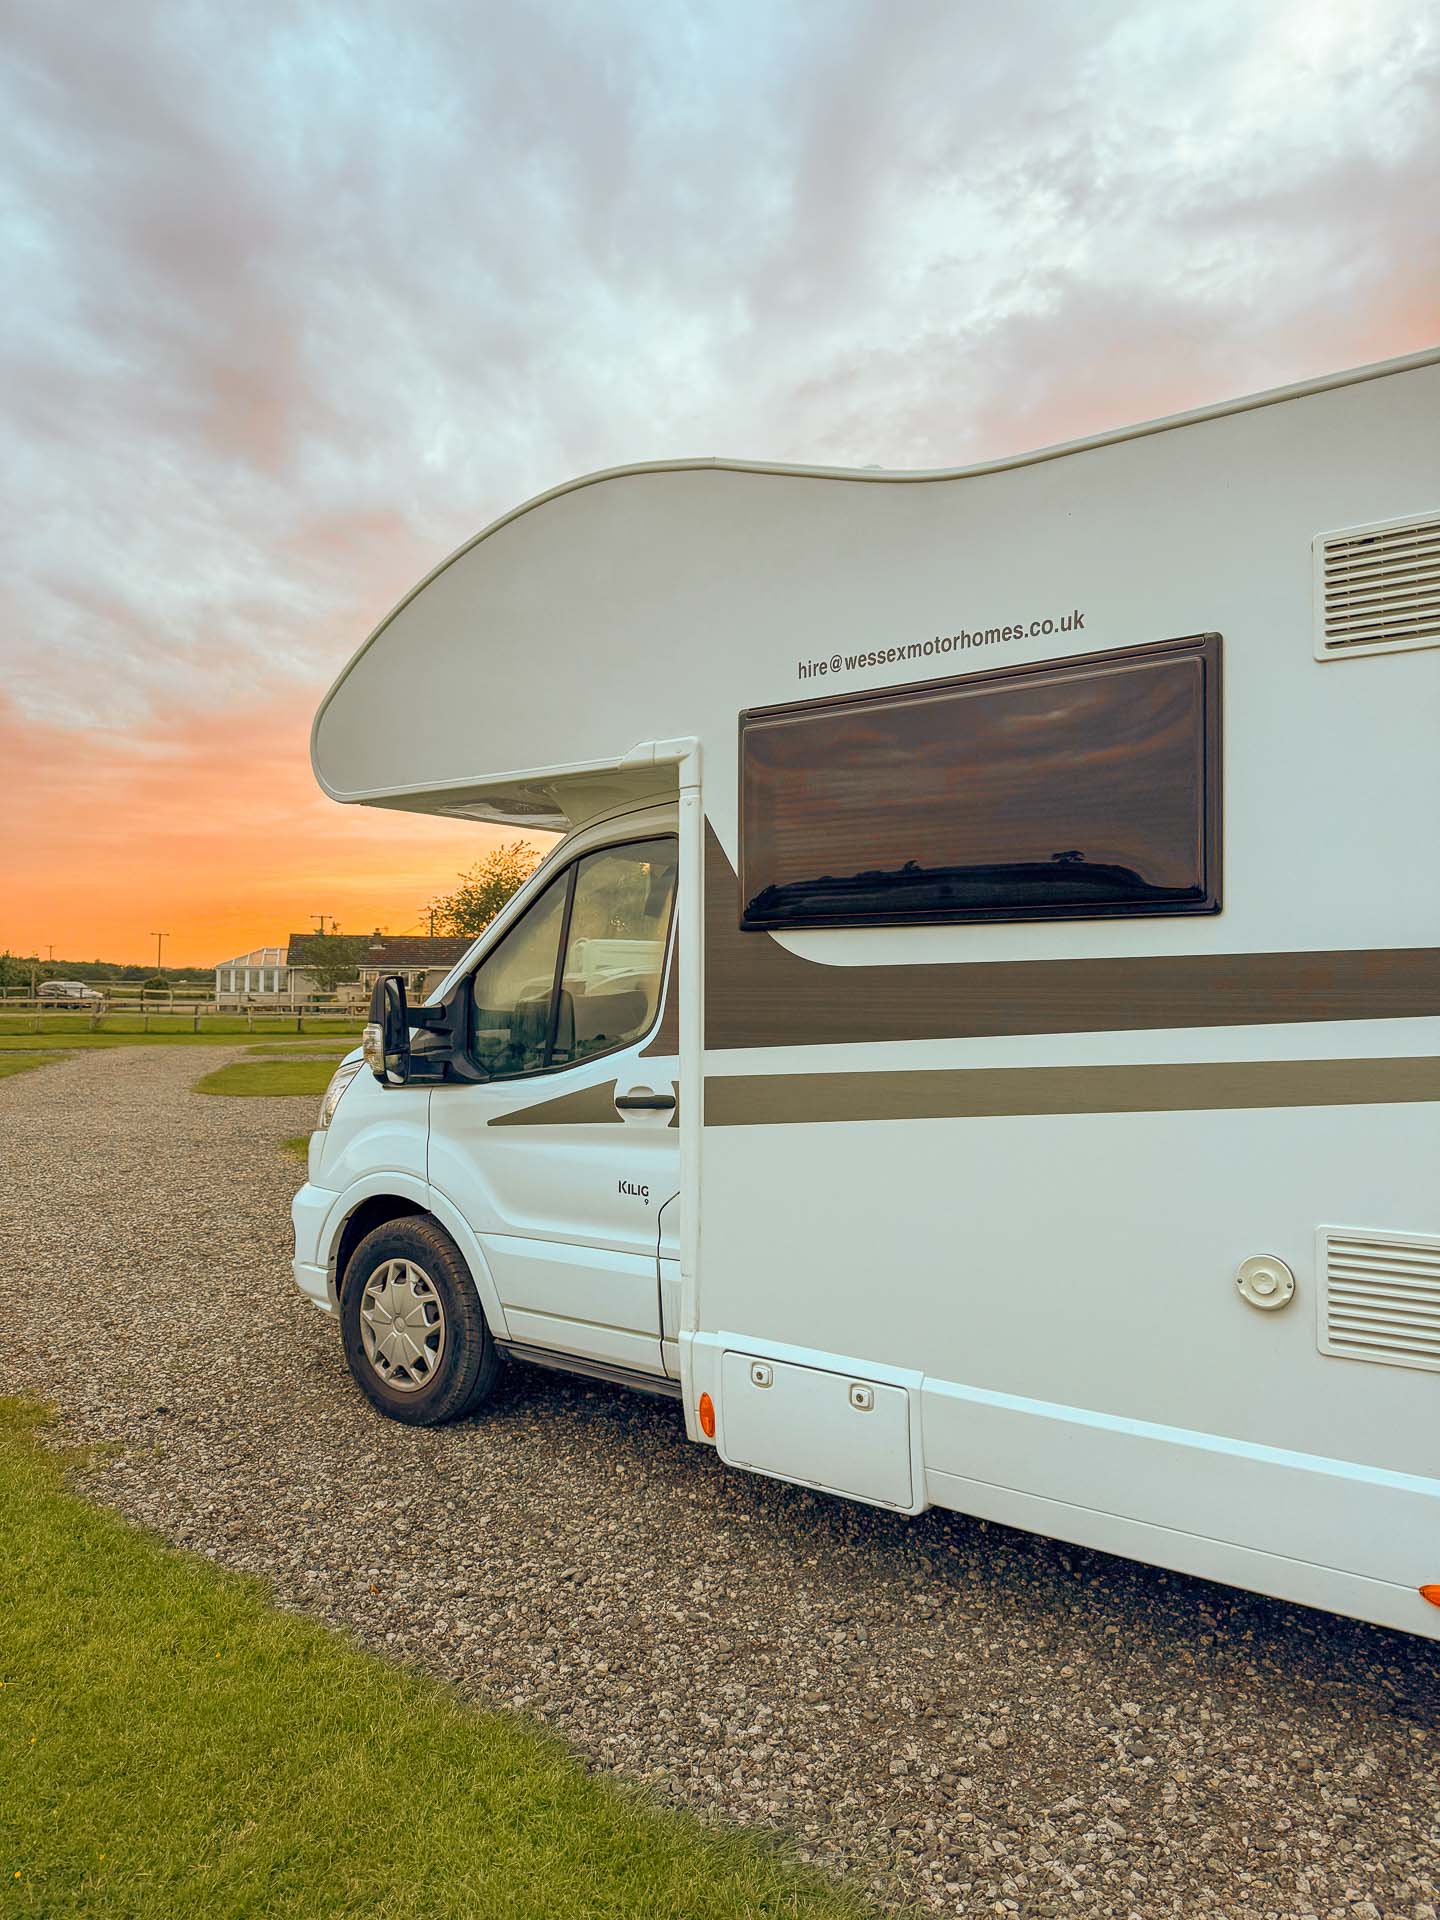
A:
[
  {"left": 280, "top": 1135, "right": 311, "bottom": 1161},
  {"left": 194, "top": 1059, "right": 339, "bottom": 1098},
  {"left": 246, "top": 1042, "right": 355, "bottom": 1058},
  {"left": 0, "top": 1021, "right": 360, "bottom": 1036},
  {"left": 0, "top": 1053, "right": 60, "bottom": 1081},
  {"left": 0, "top": 1032, "right": 358, "bottom": 1052},
  {"left": 0, "top": 1402, "right": 867, "bottom": 1919}
]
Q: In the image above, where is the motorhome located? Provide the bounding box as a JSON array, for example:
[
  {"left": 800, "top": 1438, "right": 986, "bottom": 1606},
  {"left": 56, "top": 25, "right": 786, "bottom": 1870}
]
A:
[{"left": 293, "top": 348, "right": 1440, "bottom": 1639}]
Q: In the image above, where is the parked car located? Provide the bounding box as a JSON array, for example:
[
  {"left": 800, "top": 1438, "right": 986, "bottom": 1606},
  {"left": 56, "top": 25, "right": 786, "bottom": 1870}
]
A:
[{"left": 37, "top": 980, "right": 105, "bottom": 1007}]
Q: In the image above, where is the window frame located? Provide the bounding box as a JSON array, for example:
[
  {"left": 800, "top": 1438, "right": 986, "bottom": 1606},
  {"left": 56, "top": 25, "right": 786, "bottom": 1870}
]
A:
[
  {"left": 466, "top": 832, "right": 679, "bottom": 1083},
  {"left": 738, "top": 633, "right": 1222, "bottom": 932}
]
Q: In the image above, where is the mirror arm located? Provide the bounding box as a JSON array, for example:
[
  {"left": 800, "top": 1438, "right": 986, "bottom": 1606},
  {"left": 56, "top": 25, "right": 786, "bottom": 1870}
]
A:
[
  {"left": 366, "top": 973, "right": 487, "bottom": 1086},
  {"left": 415, "top": 991, "right": 490, "bottom": 1083}
]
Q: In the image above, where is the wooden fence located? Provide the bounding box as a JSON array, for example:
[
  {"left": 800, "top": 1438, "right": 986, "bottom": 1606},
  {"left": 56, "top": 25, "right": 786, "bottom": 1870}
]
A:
[{"left": 0, "top": 993, "right": 363, "bottom": 1034}]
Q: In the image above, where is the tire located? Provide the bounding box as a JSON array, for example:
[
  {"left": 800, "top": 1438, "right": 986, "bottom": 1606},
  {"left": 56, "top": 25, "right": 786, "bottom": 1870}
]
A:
[{"left": 340, "top": 1215, "right": 501, "bottom": 1427}]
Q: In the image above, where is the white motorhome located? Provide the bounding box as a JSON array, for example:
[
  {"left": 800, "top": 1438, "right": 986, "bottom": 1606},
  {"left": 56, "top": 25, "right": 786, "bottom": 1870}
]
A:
[{"left": 293, "top": 348, "right": 1440, "bottom": 1639}]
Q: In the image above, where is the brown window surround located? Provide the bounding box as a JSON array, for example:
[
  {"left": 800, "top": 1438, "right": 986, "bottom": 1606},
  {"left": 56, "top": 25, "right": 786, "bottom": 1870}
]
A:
[{"left": 739, "top": 633, "right": 1222, "bottom": 932}]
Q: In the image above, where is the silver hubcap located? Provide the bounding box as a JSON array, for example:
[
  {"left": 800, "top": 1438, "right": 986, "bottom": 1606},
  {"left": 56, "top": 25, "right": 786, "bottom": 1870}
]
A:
[{"left": 359, "top": 1258, "right": 446, "bottom": 1393}]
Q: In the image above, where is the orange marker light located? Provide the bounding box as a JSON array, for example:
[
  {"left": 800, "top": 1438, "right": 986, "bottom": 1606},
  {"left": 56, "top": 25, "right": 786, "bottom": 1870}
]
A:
[
  {"left": 697, "top": 1392, "right": 715, "bottom": 1439},
  {"left": 1420, "top": 1584, "right": 1440, "bottom": 1609}
]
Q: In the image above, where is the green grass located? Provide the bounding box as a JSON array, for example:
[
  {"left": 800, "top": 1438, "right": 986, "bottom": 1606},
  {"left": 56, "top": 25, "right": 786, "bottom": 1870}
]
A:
[
  {"left": 246, "top": 1043, "right": 354, "bottom": 1058},
  {"left": 0, "top": 1016, "right": 360, "bottom": 1040},
  {"left": 0, "top": 1401, "right": 868, "bottom": 1919},
  {"left": 280, "top": 1135, "right": 311, "bottom": 1161},
  {"left": 194, "top": 1059, "right": 339, "bottom": 1098},
  {"left": 0, "top": 1033, "right": 357, "bottom": 1053},
  {"left": 0, "top": 1053, "right": 59, "bottom": 1081}
]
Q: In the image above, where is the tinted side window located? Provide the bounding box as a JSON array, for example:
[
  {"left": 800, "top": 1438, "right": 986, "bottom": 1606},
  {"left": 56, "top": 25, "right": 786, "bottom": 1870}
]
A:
[
  {"left": 740, "top": 635, "right": 1220, "bottom": 929},
  {"left": 552, "top": 839, "right": 677, "bottom": 1068},
  {"left": 470, "top": 875, "right": 567, "bottom": 1076},
  {"left": 468, "top": 837, "right": 678, "bottom": 1079}
]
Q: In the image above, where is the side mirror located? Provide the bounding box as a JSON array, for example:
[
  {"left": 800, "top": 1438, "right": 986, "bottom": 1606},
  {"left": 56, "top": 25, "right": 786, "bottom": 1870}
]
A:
[
  {"left": 363, "top": 974, "right": 411, "bottom": 1085},
  {"left": 362, "top": 970, "right": 485, "bottom": 1087}
]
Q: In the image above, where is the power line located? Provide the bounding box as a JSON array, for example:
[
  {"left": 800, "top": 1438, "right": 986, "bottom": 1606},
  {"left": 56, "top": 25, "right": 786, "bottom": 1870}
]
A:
[{"left": 381, "top": 909, "right": 444, "bottom": 939}]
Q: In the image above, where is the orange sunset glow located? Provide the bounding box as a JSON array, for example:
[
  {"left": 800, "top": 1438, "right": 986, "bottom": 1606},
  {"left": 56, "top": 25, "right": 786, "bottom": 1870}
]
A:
[
  {"left": 4, "top": 692, "right": 520, "bottom": 966},
  {"left": 3, "top": 6, "right": 1436, "bottom": 968}
]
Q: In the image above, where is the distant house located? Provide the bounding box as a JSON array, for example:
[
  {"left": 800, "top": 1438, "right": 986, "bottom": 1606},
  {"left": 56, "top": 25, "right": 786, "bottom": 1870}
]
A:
[
  {"left": 214, "top": 932, "right": 470, "bottom": 1005},
  {"left": 284, "top": 931, "right": 471, "bottom": 1004}
]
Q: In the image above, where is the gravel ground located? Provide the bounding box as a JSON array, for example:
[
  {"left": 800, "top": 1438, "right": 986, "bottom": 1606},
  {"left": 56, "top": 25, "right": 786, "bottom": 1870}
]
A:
[{"left": 3, "top": 1044, "right": 1437, "bottom": 1918}]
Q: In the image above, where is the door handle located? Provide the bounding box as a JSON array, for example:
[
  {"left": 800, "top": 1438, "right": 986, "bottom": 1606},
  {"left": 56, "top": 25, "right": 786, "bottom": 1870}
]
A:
[{"left": 614, "top": 1090, "right": 677, "bottom": 1111}]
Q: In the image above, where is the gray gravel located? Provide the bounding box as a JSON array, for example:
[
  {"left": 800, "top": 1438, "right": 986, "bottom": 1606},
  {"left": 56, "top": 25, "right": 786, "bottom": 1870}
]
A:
[{"left": 3, "top": 1042, "right": 1438, "bottom": 1917}]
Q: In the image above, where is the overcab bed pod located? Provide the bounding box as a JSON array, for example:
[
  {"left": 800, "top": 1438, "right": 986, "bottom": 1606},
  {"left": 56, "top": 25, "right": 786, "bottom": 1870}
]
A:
[{"left": 311, "top": 347, "right": 1440, "bottom": 1638}]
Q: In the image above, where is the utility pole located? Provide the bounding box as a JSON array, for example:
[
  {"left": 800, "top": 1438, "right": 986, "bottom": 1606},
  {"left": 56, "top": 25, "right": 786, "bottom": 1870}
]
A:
[
  {"left": 45, "top": 944, "right": 54, "bottom": 961},
  {"left": 150, "top": 931, "right": 170, "bottom": 972},
  {"left": 426, "top": 905, "right": 436, "bottom": 937},
  {"left": 311, "top": 913, "right": 336, "bottom": 937}
]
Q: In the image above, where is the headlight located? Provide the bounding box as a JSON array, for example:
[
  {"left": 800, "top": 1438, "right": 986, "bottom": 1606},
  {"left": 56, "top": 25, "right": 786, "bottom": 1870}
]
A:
[{"left": 317, "top": 1061, "right": 362, "bottom": 1130}]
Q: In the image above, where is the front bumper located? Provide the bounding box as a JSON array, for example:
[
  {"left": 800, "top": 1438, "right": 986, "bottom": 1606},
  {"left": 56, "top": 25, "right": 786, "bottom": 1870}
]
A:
[{"left": 291, "top": 1178, "right": 336, "bottom": 1314}]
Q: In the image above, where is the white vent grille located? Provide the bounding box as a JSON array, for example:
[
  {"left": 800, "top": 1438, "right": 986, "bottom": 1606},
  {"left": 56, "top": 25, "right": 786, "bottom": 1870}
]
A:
[
  {"left": 1314, "top": 512, "right": 1440, "bottom": 659},
  {"left": 1318, "top": 1228, "right": 1440, "bottom": 1372}
]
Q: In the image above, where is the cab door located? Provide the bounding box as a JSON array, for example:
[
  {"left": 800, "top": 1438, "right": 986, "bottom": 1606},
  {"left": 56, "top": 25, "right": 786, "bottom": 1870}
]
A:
[{"left": 426, "top": 831, "right": 679, "bottom": 1379}]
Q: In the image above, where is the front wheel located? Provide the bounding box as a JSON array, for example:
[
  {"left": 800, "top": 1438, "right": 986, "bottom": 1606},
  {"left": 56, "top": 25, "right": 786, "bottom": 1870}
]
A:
[{"left": 340, "top": 1215, "right": 501, "bottom": 1426}]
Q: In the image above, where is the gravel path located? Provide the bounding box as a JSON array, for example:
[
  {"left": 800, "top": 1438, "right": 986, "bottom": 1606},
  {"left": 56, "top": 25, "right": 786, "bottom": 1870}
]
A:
[{"left": 3, "top": 1044, "right": 1437, "bottom": 1918}]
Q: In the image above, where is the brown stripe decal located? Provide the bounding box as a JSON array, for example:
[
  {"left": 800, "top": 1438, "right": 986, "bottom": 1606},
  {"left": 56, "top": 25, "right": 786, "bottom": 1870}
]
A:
[
  {"left": 490, "top": 1082, "right": 621, "bottom": 1127},
  {"left": 705, "top": 1056, "right": 1440, "bottom": 1126},
  {"left": 705, "top": 824, "right": 1440, "bottom": 1049},
  {"left": 489, "top": 1077, "right": 679, "bottom": 1128}
]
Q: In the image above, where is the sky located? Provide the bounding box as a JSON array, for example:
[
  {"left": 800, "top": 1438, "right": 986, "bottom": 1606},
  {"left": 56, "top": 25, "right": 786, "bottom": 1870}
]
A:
[{"left": 2, "top": 0, "right": 1436, "bottom": 964}]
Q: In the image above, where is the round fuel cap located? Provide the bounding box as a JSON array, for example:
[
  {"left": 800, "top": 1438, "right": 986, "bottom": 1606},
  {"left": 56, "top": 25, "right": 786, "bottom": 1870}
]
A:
[{"left": 1235, "top": 1254, "right": 1296, "bottom": 1311}]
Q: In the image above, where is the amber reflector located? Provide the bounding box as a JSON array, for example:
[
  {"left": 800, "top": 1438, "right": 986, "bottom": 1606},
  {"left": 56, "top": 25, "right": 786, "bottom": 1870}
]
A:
[
  {"left": 698, "top": 1392, "right": 715, "bottom": 1439},
  {"left": 1420, "top": 1584, "right": 1440, "bottom": 1608}
]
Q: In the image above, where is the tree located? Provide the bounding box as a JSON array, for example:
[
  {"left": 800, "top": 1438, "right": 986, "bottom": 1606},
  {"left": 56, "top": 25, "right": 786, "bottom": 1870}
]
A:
[
  {"left": 292, "top": 931, "right": 366, "bottom": 993},
  {"left": 428, "top": 841, "right": 543, "bottom": 938}
]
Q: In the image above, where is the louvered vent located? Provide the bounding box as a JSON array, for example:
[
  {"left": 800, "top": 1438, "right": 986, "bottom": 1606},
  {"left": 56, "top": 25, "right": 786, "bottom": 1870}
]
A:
[
  {"left": 1314, "top": 512, "right": 1440, "bottom": 659},
  {"left": 1318, "top": 1228, "right": 1440, "bottom": 1373}
]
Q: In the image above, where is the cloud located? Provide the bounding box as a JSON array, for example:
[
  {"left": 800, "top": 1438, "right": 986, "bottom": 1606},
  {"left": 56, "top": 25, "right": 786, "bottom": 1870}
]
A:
[{"left": 0, "top": 0, "right": 1434, "bottom": 954}]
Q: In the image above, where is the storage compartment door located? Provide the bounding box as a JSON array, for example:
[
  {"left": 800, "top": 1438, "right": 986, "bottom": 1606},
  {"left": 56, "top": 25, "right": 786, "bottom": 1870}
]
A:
[{"left": 718, "top": 1352, "right": 913, "bottom": 1509}]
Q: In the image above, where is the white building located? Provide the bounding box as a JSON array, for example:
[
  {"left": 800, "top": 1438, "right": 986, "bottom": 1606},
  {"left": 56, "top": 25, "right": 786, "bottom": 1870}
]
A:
[
  {"left": 214, "top": 944, "right": 291, "bottom": 1003},
  {"left": 214, "top": 933, "right": 470, "bottom": 1004}
]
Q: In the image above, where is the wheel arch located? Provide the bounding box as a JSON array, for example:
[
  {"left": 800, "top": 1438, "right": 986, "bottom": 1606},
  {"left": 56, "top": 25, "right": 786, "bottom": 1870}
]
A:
[
  {"left": 323, "top": 1176, "right": 511, "bottom": 1340},
  {"left": 333, "top": 1193, "right": 426, "bottom": 1301}
]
